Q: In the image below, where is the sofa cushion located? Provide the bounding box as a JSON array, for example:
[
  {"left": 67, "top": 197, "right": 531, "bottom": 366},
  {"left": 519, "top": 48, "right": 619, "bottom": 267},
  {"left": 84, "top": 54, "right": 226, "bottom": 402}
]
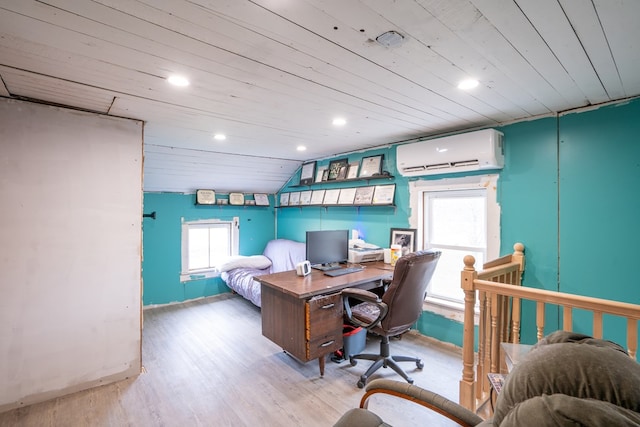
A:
[{"left": 493, "top": 331, "right": 640, "bottom": 426}]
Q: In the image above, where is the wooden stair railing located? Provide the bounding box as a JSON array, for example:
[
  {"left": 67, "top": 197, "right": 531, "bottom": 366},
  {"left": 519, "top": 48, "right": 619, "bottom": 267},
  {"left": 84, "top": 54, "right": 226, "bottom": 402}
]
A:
[
  {"left": 459, "top": 242, "right": 640, "bottom": 413},
  {"left": 459, "top": 243, "right": 525, "bottom": 413}
]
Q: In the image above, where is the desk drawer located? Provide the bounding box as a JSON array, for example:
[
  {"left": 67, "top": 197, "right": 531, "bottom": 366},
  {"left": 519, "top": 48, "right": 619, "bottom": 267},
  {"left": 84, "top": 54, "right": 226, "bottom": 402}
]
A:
[
  {"left": 308, "top": 332, "right": 342, "bottom": 359},
  {"left": 307, "top": 293, "right": 343, "bottom": 338}
]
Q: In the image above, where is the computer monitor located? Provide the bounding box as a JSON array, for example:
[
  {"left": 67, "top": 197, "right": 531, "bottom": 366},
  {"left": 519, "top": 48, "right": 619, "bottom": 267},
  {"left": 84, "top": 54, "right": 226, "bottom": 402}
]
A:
[{"left": 305, "top": 229, "right": 349, "bottom": 270}]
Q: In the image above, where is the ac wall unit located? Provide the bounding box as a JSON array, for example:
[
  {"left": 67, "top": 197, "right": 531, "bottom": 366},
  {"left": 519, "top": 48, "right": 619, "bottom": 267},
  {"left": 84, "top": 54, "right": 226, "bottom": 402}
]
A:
[{"left": 396, "top": 129, "right": 504, "bottom": 177}]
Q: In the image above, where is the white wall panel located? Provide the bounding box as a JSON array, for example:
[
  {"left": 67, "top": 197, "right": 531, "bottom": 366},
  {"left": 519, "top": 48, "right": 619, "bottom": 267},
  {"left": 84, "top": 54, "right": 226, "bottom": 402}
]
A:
[{"left": 0, "top": 98, "right": 143, "bottom": 411}]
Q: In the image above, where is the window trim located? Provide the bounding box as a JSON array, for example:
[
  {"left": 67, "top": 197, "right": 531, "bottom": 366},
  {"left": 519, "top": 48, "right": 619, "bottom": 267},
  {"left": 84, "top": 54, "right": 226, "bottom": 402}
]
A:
[
  {"left": 409, "top": 175, "right": 500, "bottom": 323},
  {"left": 180, "top": 217, "right": 239, "bottom": 282}
]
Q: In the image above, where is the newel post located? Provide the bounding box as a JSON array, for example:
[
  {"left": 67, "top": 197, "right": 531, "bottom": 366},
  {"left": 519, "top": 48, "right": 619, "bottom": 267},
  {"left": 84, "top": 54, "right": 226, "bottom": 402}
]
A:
[{"left": 459, "top": 255, "right": 478, "bottom": 411}]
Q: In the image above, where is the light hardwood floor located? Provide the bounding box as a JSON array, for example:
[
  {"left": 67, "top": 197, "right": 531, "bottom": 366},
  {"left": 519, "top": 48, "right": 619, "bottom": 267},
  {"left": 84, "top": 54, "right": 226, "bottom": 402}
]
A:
[{"left": 0, "top": 294, "right": 464, "bottom": 426}]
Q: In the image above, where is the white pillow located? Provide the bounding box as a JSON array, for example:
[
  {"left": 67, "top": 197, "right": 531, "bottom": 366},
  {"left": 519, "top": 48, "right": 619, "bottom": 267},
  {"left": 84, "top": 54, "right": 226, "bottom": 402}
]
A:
[{"left": 216, "top": 255, "right": 272, "bottom": 272}]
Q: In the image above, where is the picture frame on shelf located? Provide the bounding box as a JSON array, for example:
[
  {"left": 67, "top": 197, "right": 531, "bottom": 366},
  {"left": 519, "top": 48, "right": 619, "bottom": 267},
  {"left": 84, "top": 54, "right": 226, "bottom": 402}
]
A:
[
  {"left": 299, "top": 190, "right": 312, "bottom": 205},
  {"left": 279, "top": 193, "right": 290, "bottom": 206},
  {"left": 310, "top": 189, "right": 325, "bottom": 205},
  {"left": 195, "top": 189, "right": 216, "bottom": 205},
  {"left": 372, "top": 184, "right": 395, "bottom": 205},
  {"left": 322, "top": 188, "right": 340, "bottom": 205},
  {"left": 354, "top": 186, "right": 374, "bottom": 205},
  {"left": 229, "top": 192, "right": 245, "bottom": 206},
  {"left": 289, "top": 191, "right": 301, "bottom": 206},
  {"left": 359, "top": 155, "right": 384, "bottom": 177},
  {"left": 299, "top": 161, "right": 316, "bottom": 185},
  {"left": 315, "top": 166, "right": 328, "bottom": 183},
  {"left": 338, "top": 188, "right": 356, "bottom": 204},
  {"left": 346, "top": 162, "right": 359, "bottom": 179},
  {"left": 254, "top": 193, "right": 270, "bottom": 206},
  {"left": 390, "top": 228, "right": 417, "bottom": 255},
  {"left": 327, "top": 158, "right": 348, "bottom": 180}
]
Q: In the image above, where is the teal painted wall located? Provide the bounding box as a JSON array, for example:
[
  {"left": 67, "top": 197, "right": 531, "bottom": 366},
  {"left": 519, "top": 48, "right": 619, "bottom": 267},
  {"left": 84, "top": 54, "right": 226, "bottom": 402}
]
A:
[
  {"left": 142, "top": 192, "right": 276, "bottom": 305},
  {"left": 141, "top": 98, "right": 640, "bottom": 348},
  {"left": 557, "top": 101, "right": 640, "bottom": 343},
  {"left": 276, "top": 98, "right": 640, "bottom": 348}
]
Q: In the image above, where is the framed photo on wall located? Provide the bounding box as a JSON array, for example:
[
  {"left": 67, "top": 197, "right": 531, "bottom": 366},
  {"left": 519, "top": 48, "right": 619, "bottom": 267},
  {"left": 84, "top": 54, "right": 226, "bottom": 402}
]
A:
[{"left": 390, "top": 228, "right": 417, "bottom": 255}]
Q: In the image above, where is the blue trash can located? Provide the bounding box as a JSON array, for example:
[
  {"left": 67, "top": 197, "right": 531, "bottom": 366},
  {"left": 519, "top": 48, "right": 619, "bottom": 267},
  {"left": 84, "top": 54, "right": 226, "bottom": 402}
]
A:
[{"left": 342, "top": 324, "right": 366, "bottom": 357}]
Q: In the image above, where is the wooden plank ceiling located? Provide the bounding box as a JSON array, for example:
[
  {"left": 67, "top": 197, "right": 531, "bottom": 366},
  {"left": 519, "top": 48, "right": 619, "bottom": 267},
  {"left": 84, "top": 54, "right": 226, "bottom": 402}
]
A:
[{"left": 1, "top": 0, "right": 638, "bottom": 194}]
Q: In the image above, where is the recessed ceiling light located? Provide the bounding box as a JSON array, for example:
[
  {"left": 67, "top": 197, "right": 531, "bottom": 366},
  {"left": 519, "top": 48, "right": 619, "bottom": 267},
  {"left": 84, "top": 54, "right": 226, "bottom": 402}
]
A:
[
  {"left": 297, "top": 145, "right": 307, "bottom": 151},
  {"left": 213, "top": 133, "right": 226, "bottom": 141},
  {"left": 332, "top": 117, "right": 347, "bottom": 126},
  {"left": 167, "top": 75, "right": 190, "bottom": 87},
  {"left": 458, "top": 78, "right": 479, "bottom": 90}
]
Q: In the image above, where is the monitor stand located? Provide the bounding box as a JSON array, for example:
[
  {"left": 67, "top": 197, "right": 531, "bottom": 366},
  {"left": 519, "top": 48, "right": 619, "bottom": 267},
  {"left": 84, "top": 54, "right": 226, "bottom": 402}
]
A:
[{"left": 311, "top": 262, "right": 341, "bottom": 271}]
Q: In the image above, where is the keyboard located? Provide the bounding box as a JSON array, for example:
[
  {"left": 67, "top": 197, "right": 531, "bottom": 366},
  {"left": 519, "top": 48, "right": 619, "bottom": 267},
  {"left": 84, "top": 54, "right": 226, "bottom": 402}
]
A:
[{"left": 324, "top": 266, "right": 364, "bottom": 277}]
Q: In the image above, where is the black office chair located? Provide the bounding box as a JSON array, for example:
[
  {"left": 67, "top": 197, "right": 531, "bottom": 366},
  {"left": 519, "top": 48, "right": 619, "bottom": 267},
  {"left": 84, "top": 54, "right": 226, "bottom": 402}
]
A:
[{"left": 342, "top": 250, "right": 441, "bottom": 388}]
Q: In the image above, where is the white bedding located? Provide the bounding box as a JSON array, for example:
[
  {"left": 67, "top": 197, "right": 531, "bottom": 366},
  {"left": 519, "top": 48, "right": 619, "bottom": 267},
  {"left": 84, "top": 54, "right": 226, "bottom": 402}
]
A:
[{"left": 220, "top": 239, "right": 306, "bottom": 307}]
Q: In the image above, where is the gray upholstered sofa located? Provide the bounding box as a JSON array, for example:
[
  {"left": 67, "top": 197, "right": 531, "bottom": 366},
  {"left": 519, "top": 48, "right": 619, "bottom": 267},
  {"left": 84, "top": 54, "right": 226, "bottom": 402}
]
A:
[{"left": 334, "top": 331, "right": 640, "bottom": 426}]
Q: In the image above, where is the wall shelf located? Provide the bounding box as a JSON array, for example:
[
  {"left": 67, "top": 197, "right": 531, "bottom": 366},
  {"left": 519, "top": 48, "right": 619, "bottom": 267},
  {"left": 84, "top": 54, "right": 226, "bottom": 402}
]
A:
[{"left": 290, "top": 174, "right": 394, "bottom": 188}]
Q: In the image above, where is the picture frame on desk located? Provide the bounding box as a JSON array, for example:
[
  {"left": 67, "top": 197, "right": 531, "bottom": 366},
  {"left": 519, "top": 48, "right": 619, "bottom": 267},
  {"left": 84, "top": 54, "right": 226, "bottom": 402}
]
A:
[{"left": 390, "top": 228, "right": 416, "bottom": 255}]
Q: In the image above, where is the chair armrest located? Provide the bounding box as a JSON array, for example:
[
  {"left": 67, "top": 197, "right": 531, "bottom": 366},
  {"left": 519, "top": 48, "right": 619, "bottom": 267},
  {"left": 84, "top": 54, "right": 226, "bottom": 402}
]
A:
[
  {"left": 342, "top": 287, "right": 381, "bottom": 303},
  {"left": 342, "top": 288, "right": 388, "bottom": 329},
  {"left": 361, "top": 379, "right": 484, "bottom": 427}
]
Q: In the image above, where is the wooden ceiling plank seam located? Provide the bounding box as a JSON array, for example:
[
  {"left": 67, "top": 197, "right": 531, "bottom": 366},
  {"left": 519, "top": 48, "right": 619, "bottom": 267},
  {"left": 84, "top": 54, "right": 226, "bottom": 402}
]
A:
[
  {"left": 515, "top": 0, "right": 608, "bottom": 104},
  {"left": 426, "top": 0, "right": 574, "bottom": 111},
  {"left": 470, "top": 0, "right": 588, "bottom": 106},
  {"left": 591, "top": 0, "right": 640, "bottom": 96},
  {"left": 559, "top": 0, "right": 624, "bottom": 100}
]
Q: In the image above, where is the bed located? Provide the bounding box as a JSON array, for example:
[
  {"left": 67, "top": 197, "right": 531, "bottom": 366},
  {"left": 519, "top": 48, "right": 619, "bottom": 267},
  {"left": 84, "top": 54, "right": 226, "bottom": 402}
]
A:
[
  {"left": 459, "top": 243, "right": 640, "bottom": 418},
  {"left": 219, "top": 239, "right": 305, "bottom": 307}
]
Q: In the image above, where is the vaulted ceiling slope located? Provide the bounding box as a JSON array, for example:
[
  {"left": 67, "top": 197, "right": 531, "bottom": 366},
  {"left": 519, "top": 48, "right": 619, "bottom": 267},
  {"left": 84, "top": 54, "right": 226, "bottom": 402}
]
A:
[{"left": 1, "top": 1, "right": 639, "bottom": 193}]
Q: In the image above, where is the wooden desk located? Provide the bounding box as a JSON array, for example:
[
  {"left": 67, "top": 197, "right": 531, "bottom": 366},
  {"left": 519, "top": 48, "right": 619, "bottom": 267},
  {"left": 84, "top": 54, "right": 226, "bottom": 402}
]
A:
[{"left": 256, "top": 262, "right": 393, "bottom": 376}]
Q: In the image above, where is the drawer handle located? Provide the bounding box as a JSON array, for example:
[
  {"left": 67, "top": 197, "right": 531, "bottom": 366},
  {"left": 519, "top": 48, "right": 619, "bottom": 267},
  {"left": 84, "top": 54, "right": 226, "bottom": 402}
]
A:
[
  {"left": 321, "top": 303, "right": 335, "bottom": 309},
  {"left": 320, "top": 340, "right": 335, "bottom": 348}
]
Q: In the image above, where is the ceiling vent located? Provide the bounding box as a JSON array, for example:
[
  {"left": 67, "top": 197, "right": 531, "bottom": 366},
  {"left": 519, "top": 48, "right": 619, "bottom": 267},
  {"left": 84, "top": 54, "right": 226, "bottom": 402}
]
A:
[
  {"left": 376, "top": 31, "right": 405, "bottom": 47},
  {"left": 396, "top": 129, "right": 504, "bottom": 177}
]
